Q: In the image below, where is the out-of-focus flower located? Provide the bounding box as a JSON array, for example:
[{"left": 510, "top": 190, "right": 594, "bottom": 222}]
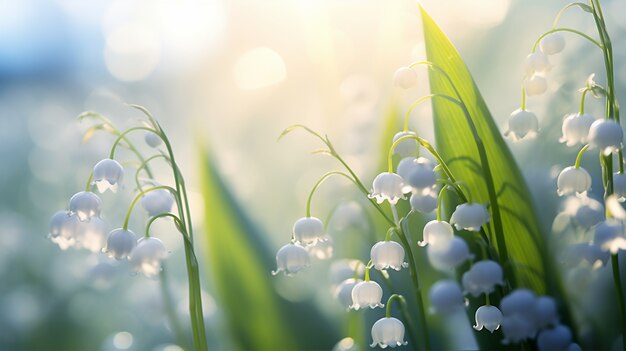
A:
[
  {"left": 419, "top": 220, "right": 454, "bottom": 248},
  {"left": 92, "top": 159, "right": 124, "bottom": 193},
  {"left": 144, "top": 131, "right": 162, "bottom": 148},
  {"left": 129, "top": 237, "right": 168, "bottom": 278},
  {"left": 614, "top": 172, "right": 626, "bottom": 201},
  {"left": 369, "top": 172, "right": 411, "bottom": 205},
  {"left": 540, "top": 33, "right": 565, "bottom": 55},
  {"left": 473, "top": 305, "right": 503, "bottom": 333},
  {"left": 307, "top": 236, "right": 334, "bottom": 260},
  {"left": 594, "top": 220, "right": 626, "bottom": 254},
  {"left": 370, "top": 317, "right": 408, "bottom": 348},
  {"left": 334, "top": 278, "right": 362, "bottom": 309},
  {"left": 392, "top": 132, "right": 418, "bottom": 158},
  {"left": 427, "top": 237, "right": 473, "bottom": 271},
  {"left": 79, "top": 217, "right": 108, "bottom": 253},
  {"left": 392, "top": 67, "right": 417, "bottom": 89},
  {"left": 141, "top": 189, "right": 175, "bottom": 217},
  {"left": 370, "top": 241, "right": 407, "bottom": 271},
  {"left": 588, "top": 119, "right": 623, "bottom": 155},
  {"left": 429, "top": 279, "right": 465, "bottom": 315},
  {"left": 450, "top": 203, "right": 490, "bottom": 231},
  {"left": 526, "top": 52, "right": 551, "bottom": 74},
  {"left": 462, "top": 260, "right": 505, "bottom": 297},
  {"left": 272, "top": 242, "right": 310, "bottom": 276},
  {"left": 537, "top": 325, "right": 572, "bottom": 351},
  {"left": 69, "top": 191, "right": 102, "bottom": 222},
  {"left": 404, "top": 158, "right": 437, "bottom": 191},
  {"left": 524, "top": 75, "right": 548, "bottom": 96},
  {"left": 409, "top": 188, "right": 438, "bottom": 213},
  {"left": 105, "top": 228, "right": 138, "bottom": 260}
]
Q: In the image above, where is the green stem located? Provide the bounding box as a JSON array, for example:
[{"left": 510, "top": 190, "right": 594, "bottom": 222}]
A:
[
  {"left": 160, "top": 267, "right": 190, "bottom": 350},
  {"left": 109, "top": 126, "right": 160, "bottom": 159},
  {"left": 135, "top": 154, "right": 171, "bottom": 191},
  {"left": 85, "top": 173, "right": 93, "bottom": 192},
  {"left": 552, "top": 2, "right": 593, "bottom": 29},
  {"left": 436, "top": 186, "right": 447, "bottom": 222},
  {"left": 364, "top": 266, "right": 371, "bottom": 282},
  {"left": 531, "top": 27, "right": 603, "bottom": 52},
  {"left": 403, "top": 94, "right": 464, "bottom": 132},
  {"left": 145, "top": 213, "right": 184, "bottom": 238},
  {"left": 580, "top": 89, "right": 589, "bottom": 115},
  {"left": 521, "top": 83, "right": 527, "bottom": 111},
  {"left": 575, "top": 144, "right": 590, "bottom": 168},
  {"left": 306, "top": 171, "right": 356, "bottom": 217},
  {"left": 385, "top": 294, "right": 405, "bottom": 318},
  {"left": 612, "top": 253, "right": 626, "bottom": 351},
  {"left": 122, "top": 185, "right": 178, "bottom": 230},
  {"left": 376, "top": 272, "right": 420, "bottom": 348}
]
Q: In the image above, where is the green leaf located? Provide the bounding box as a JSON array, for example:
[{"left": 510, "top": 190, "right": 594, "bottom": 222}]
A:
[{"left": 199, "top": 148, "right": 338, "bottom": 350}]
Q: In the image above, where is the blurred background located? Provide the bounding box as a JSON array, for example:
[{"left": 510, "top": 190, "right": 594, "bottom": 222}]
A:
[{"left": 1, "top": 0, "right": 626, "bottom": 350}]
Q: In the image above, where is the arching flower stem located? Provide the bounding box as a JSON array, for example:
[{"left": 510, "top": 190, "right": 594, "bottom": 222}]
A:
[
  {"left": 575, "top": 144, "right": 590, "bottom": 169},
  {"left": 580, "top": 88, "right": 590, "bottom": 115},
  {"left": 305, "top": 171, "right": 357, "bottom": 218},
  {"left": 385, "top": 294, "right": 406, "bottom": 318},
  {"left": 145, "top": 213, "right": 184, "bottom": 238},
  {"left": 552, "top": 2, "right": 592, "bottom": 29},
  {"left": 531, "top": 28, "right": 603, "bottom": 52},
  {"left": 109, "top": 126, "right": 161, "bottom": 159},
  {"left": 122, "top": 185, "right": 178, "bottom": 230},
  {"left": 85, "top": 173, "right": 93, "bottom": 192}
]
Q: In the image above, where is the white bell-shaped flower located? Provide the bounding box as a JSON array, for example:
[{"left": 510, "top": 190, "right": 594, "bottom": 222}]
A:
[
  {"left": 144, "top": 131, "right": 162, "bottom": 147},
  {"left": 69, "top": 191, "right": 102, "bottom": 222},
  {"left": 49, "top": 210, "right": 70, "bottom": 239},
  {"left": 537, "top": 325, "right": 572, "bottom": 351},
  {"left": 428, "top": 279, "right": 465, "bottom": 315},
  {"left": 427, "top": 237, "right": 473, "bottom": 271},
  {"left": 409, "top": 188, "right": 438, "bottom": 213},
  {"left": 405, "top": 158, "right": 437, "bottom": 191},
  {"left": 350, "top": 280, "right": 384, "bottom": 310},
  {"left": 272, "top": 242, "right": 310, "bottom": 276},
  {"left": 500, "top": 289, "right": 537, "bottom": 326},
  {"left": 540, "top": 33, "right": 565, "bottom": 55},
  {"left": 129, "top": 237, "right": 168, "bottom": 278},
  {"left": 533, "top": 296, "right": 558, "bottom": 329},
  {"left": 505, "top": 109, "right": 539, "bottom": 141},
  {"left": 588, "top": 119, "right": 624, "bottom": 155},
  {"left": 462, "top": 260, "right": 505, "bottom": 297},
  {"left": 369, "top": 172, "right": 412, "bottom": 205},
  {"left": 524, "top": 75, "right": 547, "bottom": 96},
  {"left": 392, "top": 132, "right": 418, "bottom": 158},
  {"left": 307, "top": 236, "right": 334, "bottom": 260},
  {"left": 473, "top": 305, "right": 503, "bottom": 333},
  {"left": 501, "top": 315, "right": 535, "bottom": 344},
  {"left": 526, "top": 52, "right": 551, "bottom": 74},
  {"left": 105, "top": 228, "right": 138, "bottom": 260},
  {"left": 594, "top": 220, "right": 626, "bottom": 254},
  {"left": 573, "top": 196, "right": 604, "bottom": 228},
  {"left": 92, "top": 158, "right": 124, "bottom": 193},
  {"left": 293, "top": 216, "right": 328, "bottom": 246},
  {"left": 78, "top": 217, "right": 108, "bottom": 253},
  {"left": 559, "top": 113, "right": 595, "bottom": 146},
  {"left": 49, "top": 212, "right": 80, "bottom": 250},
  {"left": 557, "top": 166, "right": 592, "bottom": 196},
  {"left": 370, "top": 317, "right": 408, "bottom": 348},
  {"left": 370, "top": 241, "right": 407, "bottom": 271},
  {"left": 397, "top": 157, "right": 417, "bottom": 180},
  {"left": 419, "top": 220, "right": 454, "bottom": 248},
  {"left": 392, "top": 67, "right": 417, "bottom": 89},
  {"left": 450, "top": 203, "right": 490, "bottom": 231},
  {"left": 141, "top": 189, "right": 175, "bottom": 217},
  {"left": 334, "top": 278, "right": 361, "bottom": 309},
  {"left": 614, "top": 172, "right": 626, "bottom": 201}
]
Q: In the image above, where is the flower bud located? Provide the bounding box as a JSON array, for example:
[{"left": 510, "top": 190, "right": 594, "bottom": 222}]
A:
[
  {"left": 462, "top": 260, "right": 505, "bottom": 297},
  {"left": 429, "top": 279, "right": 465, "bottom": 315},
  {"left": 405, "top": 158, "right": 437, "bottom": 191},
  {"left": 392, "top": 67, "right": 417, "bottom": 89},
  {"left": 450, "top": 203, "right": 490, "bottom": 232},
  {"left": 92, "top": 158, "right": 124, "bottom": 193},
  {"left": 588, "top": 119, "right": 623, "bottom": 155},
  {"left": 473, "top": 305, "right": 503, "bottom": 333},
  {"left": 129, "top": 237, "right": 168, "bottom": 278},
  {"left": 525, "top": 52, "right": 550, "bottom": 74},
  {"left": 419, "top": 220, "right": 454, "bottom": 248},
  {"left": 427, "top": 237, "right": 473, "bottom": 271},
  {"left": 293, "top": 217, "right": 327, "bottom": 246},
  {"left": 350, "top": 280, "right": 384, "bottom": 310},
  {"left": 370, "top": 317, "right": 408, "bottom": 348},
  {"left": 141, "top": 189, "right": 175, "bottom": 217},
  {"left": 559, "top": 113, "right": 595, "bottom": 146},
  {"left": 614, "top": 172, "right": 626, "bottom": 201},
  {"left": 524, "top": 75, "right": 547, "bottom": 96},
  {"left": 272, "top": 242, "right": 310, "bottom": 276},
  {"left": 69, "top": 191, "right": 102, "bottom": 222},
  {"left": 557, "top": 166, "right": 592, "bottom": 196},
  {"left": 537, "top": 325, "right": 572, "bottom": 351},
  {"left": 49, "top": 211, "right": 70, "bottom": 238},
  {"left": 392, "top": 132, "right": 418, "bottom": 158},
  {"left": 369, "top": 172, "right": 411, "bottom": 205},
  {"left": 370, "top": 241, "right": 407, "bottom": 271},
  {"left": 539, "top": 33, "right": 565, "bottom": 55},
  {"left": 505, "top": 109, "right": 539, "bottom": 141},
  {"left": 594, "top": 220, "right": 626, "bottom": 254},
  {"left": 105, "top": 228, "right": 138, "bottom": 260},
  {"left": 144, "top": 131, "right": 162, "bottom": 147},
  {"left": 409, "top": 188, "right": 438, "bottom": 213}
]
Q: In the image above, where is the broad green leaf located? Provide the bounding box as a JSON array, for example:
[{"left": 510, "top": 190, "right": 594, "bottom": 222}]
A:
[{"left": 199, "top": 148, "right": 337, "bottom": 350}]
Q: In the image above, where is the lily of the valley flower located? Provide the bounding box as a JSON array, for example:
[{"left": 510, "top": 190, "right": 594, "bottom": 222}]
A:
[
  {"left": 272, "top": 242, "right": 310, "bottom": 276},
  {"left": 525, "top": 52, "right": 551, "bottom": 74},
  {"left": 392, "top": 132, "right": 418, "bottom": 158},
  {"left": 144, "top": 131, "right": 162, "bottom": 147},
  {"left": 419, "top": 220, "right": 454, "bottom": 248},
  {"left": 536, "top": 325, "right": 572, "bottom": 351},
  {"left": 141, "top": 189, "right": 175, "bottom": 217},
  {"left": 409, "top": 188, "right": 438, "bottom": 213},
  {"left": 307, "top": 236, "right": 334, "bottom": 260},
  {"left": 462, "top": 260, "right": 505, "bottom": 297},
  {"left": 429, "top": 279, "right": 465, "bottom": 315},
  {"left": 404, "top": 157, "right": 437, "bottom": 191},
  {"left": 92, "top": 158, "right": 124, "bottom": 193},
  {"left": 129, "top": 237, "right": 168, "bottom": 278},
  {"left": 369, "top": 172, "right": 411, "bottom": 205},
  {"left": 350, "top": 280, "right": 384, "bottom": 310},
  {"left": 540, "top": 33, "right": 565, "bottom": 55},
  {"left": 474, "top": 305, "right": 503, "bottom": 333},
  {"left": 370, "top": 241, "right": 407, "bottom": 271},
  {"left": 559, "top": 113, "right": 595, "bottom": 146},
  {"left": 79, "top": 216, "right": 108, "bottom": 253},
  {"left": 49, "top": 212, "right": 79, "bottom": 250},
  {"left": 594, "top": 220, "right": 626, "bottom": 254},
  {"left": 573, "top": 196, "right": 604, "bottom": 228},
  {"left": 505, "top": 109, "right": 539, "bottom": 141},
  {"left": 105, "top": 228, "right": 138, "bottom": 260},
  {"left": 392, "top": 67, "right": 417, "bottom": 89},
  {"left": 588, "top": 119, "right": 624, "bottom": 155},
  {"left": 557, "top": 166, "right": 592, "bottom": 196},
  {"left": 370, "top": 317, "right": 408, "bottom": 348},
  {"left": 293, "top": 217, "right": 327, "bottom": 246},
  {"left": 427, "top": 237, "right": 473, "bottom": 271},
  {"left": 524, "top": 75, "right": 547, "bottom": 96},
  {"left": 450, "top": 203, "right": 490, "bottom": 232},
  {"left": 334, "top": 278, "right": 362, "bottom": 309},
  {"left": 69, "top": 191, "right": 102, "bottom": 222}
]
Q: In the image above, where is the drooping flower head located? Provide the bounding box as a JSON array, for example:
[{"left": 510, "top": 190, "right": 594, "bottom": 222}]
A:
[
  {"left": 129, "top": 237, "right": 168, "bottom": 278},
  {"left": 334, "top": 278, "right": 362, "bottom": 309},
  {"left": 392, "top": 132, "right": 418, "bottom": 158},
  {"left": 144, "top": 131, "right": 162, "bottom": 148},
  {"left": 404, "top": 157, "right": 437, "bottom": 191},
  {"left": 536, "top": 325, "right": 572, "bottom": 351},
  {"left": 392, "top": 67, "right": 417, "bottom": 89},
  {"left": 370, "top": 241, "right": 407, "bottom": 271},
  {"left": 427, "top": 237, "right": 473, "bottom": 271},
  {"left": 533, "top": 296, "right": 559, "bottom": 329},
  {"left": 369, "top": 172, "right": 412, "bottom": 205},
  {"left": 473, "top": 305, "right": 503, "bottom": 333},
  {"left": 419, "top": 220, "right": 454, "bottom": 248},
  {"left": 557, "top": 166, "right": 592, "bottom": 196},
  {"left": 594, "top": 220, "right": 626, "bottom": 254},
  {"left": 69, "top": 191, "right": 102, "bottom": 222},
  {"left": 450, "top": 203, "right": 490, "bottom": 232},
  {"left": 429, "top": 279, "right": 465, "bottom": 315},
  {"left": 409, "top": 188, "right": 438, "bottom": 213},
  {"left": 293, "top": 216, "right": 327, "bottom": 246},
  {"left": 350, "top": 280, "right": 384, "bottom": 310},
  {"left": 105, "top": 228, "right": 138, "bottom": 260},
  {"left": 559, "top": 113, "right": 595, "bottom": 146},
  {"left": 573, "top": 196, "right": 604, "bottom": 229},
  {"left": 524, "top": 75, "right": 547, "bottom": 96},
  {"left": 272, "top": 242, "right": 310, "bottom": 276},
  {"left": 539, "top": 33, "right": 565, "bottom": 55},
  {"left": 525, "top": 52, "right": 551, "bottom": 74},
  {"left": 462, "top": 260, "right": 505, "bottom": 297},
  {"left": 505, "top": 109, "right": 539, "bottom": 141},
  {"left": 92, "top": 158, "right": 124, "bottom": 193},
  {"left": 588, "top": 119, "right": 623, "bottom": 155},
  {"left": 307, "top": 236, "right": 334, "bottom": 260},
  {"left": 141, "top": 189, "right": 175, "bottom": 217},
  {"left": 370, "top": 317, "right": 408, "bottom": 348},
  {"left": 78, "top": 216, "right": 108, "bottom": 253},
  {"left": 49, "top": 211, "right": 79, "bottom": 250}
]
